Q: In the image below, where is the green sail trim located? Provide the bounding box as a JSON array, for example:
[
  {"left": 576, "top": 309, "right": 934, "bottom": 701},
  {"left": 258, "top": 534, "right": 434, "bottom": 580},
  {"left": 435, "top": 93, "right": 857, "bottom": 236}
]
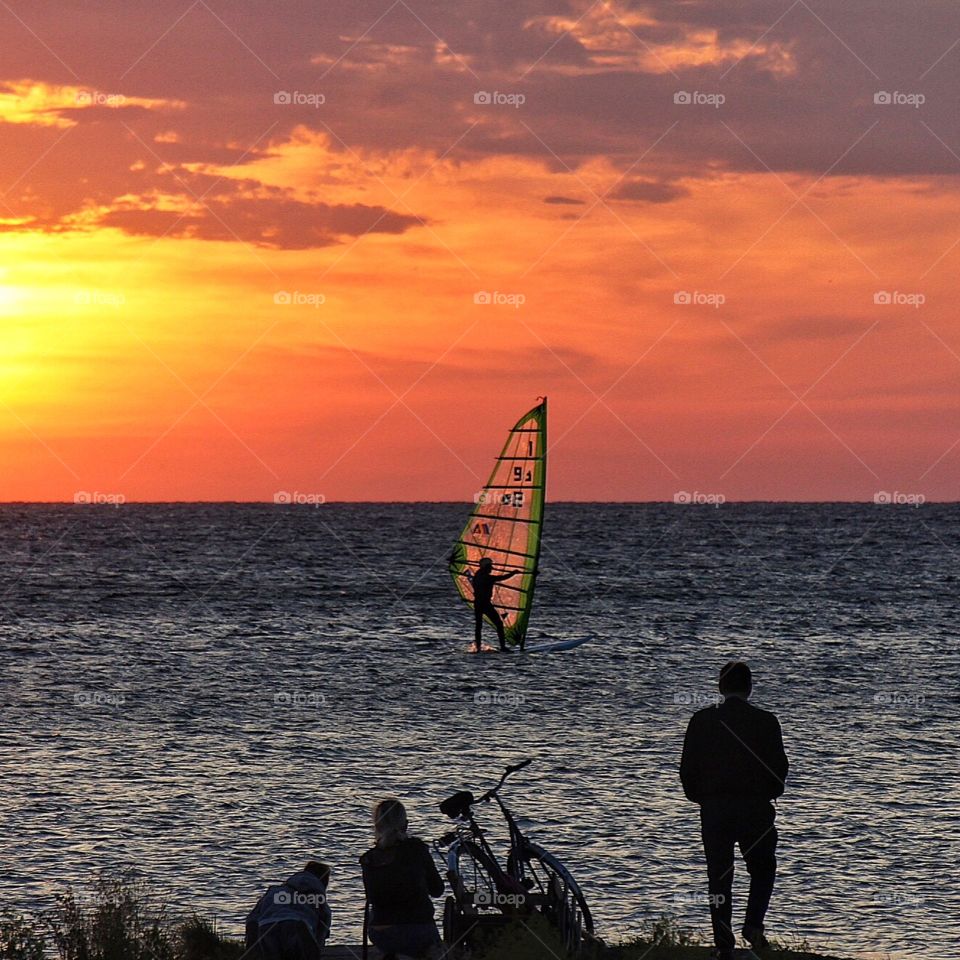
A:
[{"left": 449, "top": 399, "right": 547, "bottom": 647}]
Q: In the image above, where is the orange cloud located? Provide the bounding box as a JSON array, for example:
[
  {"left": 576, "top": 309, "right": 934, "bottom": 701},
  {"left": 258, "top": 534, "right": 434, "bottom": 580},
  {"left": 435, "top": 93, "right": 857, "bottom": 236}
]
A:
[
  {"left": 0, "top": 79, "right": 185, "bottom": 128},
  {"left": 526, "top": 2, "right": 795, "bottom": 75}
]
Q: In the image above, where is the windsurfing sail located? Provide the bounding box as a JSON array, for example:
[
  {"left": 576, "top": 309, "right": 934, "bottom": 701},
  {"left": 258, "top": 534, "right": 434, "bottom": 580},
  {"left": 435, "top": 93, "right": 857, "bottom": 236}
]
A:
[{"left": 449, "top": 398, "right": 547, "bottom": 647}]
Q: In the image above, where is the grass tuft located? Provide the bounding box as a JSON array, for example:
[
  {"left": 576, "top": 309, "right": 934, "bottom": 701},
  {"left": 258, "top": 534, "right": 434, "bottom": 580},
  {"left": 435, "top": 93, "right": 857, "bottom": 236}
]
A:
[{"left": 0, "top": 910, "right": 45, "bottom": 960}]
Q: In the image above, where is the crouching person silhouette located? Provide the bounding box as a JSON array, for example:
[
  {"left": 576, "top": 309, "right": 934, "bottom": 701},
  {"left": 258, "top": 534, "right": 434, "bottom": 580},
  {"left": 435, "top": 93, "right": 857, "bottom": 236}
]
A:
[
  {"left": 680, "top": 662, "right": 789, "bottom": 960},
  {"left": 361, "top": 798, "right": 444, "bottom": 959},
  {"left": 246, "top": 861, "right": 331, "bottom": 960}
]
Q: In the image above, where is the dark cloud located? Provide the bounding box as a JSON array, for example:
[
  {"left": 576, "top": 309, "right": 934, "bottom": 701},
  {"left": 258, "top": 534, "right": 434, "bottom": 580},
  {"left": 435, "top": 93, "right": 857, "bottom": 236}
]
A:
[
  {"left": 3, "top": 0, "right": 960, "bottom": 249},
  {"left": 100, "top": 196, "right": 423, "bottom": 248},
  {"left": 542, "top": 194, "right": 584, "bottom": 204}
]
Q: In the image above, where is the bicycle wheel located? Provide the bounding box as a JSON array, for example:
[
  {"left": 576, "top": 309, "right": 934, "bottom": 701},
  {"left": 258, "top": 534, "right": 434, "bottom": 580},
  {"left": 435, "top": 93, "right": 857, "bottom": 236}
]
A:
[
  {"left": 444, "top": 838, "right": 503, "bottom": 948},
  {"left": 508, "top": 842, "right": 594, "bottom": 953}
]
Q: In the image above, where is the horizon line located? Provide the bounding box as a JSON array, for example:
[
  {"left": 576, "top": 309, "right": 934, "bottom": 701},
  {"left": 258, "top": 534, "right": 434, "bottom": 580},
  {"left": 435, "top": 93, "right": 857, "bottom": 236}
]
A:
[{"left": 0, "top": 498, "right": 951, "bottom": 506}]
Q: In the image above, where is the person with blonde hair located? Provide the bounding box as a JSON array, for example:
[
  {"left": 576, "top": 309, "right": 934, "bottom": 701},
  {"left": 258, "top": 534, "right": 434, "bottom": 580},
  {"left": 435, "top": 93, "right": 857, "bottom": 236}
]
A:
[{"left": 361, "top": 798, "right": 444, "bottom": 959}]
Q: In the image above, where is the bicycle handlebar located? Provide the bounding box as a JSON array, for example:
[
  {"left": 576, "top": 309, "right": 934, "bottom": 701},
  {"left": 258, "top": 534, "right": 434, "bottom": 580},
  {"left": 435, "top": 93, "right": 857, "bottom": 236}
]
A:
[
  {"left": 480, "top": 758, "right": 533, "bottom": 802},
  {"left": 505, "top": 759, "right": 532, "bottom": 775},
  {"left": 439, "top": 759, "right": 534, "bottom": 818}
]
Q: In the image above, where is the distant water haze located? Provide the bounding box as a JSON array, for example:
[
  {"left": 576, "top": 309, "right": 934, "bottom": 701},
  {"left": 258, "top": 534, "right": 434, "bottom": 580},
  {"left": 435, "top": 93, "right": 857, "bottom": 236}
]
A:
[{"left": 1, "top": 503, "right": 956, "bottom": 959}]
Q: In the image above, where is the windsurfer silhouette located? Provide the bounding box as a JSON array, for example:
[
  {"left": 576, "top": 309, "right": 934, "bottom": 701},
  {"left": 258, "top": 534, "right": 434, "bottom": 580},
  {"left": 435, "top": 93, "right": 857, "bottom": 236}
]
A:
[{"left": 467, "top": 558, "right": 520, "bottom": 652}]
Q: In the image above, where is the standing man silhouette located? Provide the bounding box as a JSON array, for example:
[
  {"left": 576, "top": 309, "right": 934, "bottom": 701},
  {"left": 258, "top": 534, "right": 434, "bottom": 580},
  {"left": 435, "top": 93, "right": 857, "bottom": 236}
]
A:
[
  {"left": 680, "top": 662, "right": 789, "bottom": 960},
  {"left": 466, "top": 557, "right": 519, "bottom": 652}
]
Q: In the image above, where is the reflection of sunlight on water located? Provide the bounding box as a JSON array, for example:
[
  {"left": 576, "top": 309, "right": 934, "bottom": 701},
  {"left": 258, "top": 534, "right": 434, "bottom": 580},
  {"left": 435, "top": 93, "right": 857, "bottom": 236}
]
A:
[
  {"left": 0, "top": 283, "right": 21, "bottom": 311},
  {"left": 0, "top": 503, "right": 956, "bottom": 960}
]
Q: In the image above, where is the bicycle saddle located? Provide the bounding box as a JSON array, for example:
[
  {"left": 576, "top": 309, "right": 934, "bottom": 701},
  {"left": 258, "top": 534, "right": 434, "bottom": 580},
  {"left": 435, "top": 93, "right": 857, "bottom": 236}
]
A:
[{"left": 439, "top": 790, "right": 475, "bottom": 819}]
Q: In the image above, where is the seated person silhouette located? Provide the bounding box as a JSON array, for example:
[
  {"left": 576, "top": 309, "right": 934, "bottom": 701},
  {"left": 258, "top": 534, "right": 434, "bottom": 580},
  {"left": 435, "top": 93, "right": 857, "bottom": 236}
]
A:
[
  {"left": 245, "top": 861, "right": 331, "bottom": 960},
  {"left": 361, "top": 798, "right": 444, "bottom": 959},
  {"left": 680, "top": 662, "right": 789, "bottom": 960}
]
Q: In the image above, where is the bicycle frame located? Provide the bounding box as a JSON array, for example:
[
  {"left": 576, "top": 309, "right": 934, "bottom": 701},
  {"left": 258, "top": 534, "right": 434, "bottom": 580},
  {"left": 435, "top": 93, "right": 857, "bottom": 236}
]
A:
[
  {"left": 437, "top": 760, "right": 595, "bottom": 957},
  {"left": 437, "top": 760, "right": 535, "bottom": 897}
]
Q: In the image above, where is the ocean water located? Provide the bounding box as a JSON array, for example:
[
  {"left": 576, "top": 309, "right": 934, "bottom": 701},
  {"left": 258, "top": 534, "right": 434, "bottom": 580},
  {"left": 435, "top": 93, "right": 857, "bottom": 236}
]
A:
[{"left": 0, "top": 503, "right": 957, "bottom": 960}]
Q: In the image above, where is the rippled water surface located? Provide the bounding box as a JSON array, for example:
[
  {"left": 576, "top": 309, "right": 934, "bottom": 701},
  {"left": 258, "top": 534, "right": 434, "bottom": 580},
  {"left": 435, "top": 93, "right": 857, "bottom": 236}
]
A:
[{"left": 1, "top": 504, "right": 958, "bottom": 959}]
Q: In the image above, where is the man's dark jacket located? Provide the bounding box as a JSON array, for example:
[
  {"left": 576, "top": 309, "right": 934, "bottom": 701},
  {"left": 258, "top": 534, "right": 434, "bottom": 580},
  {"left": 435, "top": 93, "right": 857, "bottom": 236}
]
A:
[{"left": 680, "top": 696, "right": 788, "bottom": 804}]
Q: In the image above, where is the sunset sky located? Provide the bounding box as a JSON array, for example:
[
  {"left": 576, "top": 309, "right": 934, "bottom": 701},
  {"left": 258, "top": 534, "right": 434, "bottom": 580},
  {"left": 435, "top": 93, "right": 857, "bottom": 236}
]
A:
[{"left": 2, "top": 1, "right": 959, "bottom": 501}]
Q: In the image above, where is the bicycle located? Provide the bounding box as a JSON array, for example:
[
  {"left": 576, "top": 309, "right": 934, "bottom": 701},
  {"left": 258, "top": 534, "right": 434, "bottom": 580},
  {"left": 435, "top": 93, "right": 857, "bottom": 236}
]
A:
[{"left": 435, "top": 759, "right": 595, "bottom": 957}]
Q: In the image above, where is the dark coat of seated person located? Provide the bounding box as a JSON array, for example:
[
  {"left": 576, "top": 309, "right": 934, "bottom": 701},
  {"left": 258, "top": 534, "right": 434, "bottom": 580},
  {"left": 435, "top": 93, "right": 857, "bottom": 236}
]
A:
[
  {"left": 245, "top": 861, "right": 331, "bottom": 960},
  {"left": 361, "top": 798, "right": 444, "bottom": 960}
]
